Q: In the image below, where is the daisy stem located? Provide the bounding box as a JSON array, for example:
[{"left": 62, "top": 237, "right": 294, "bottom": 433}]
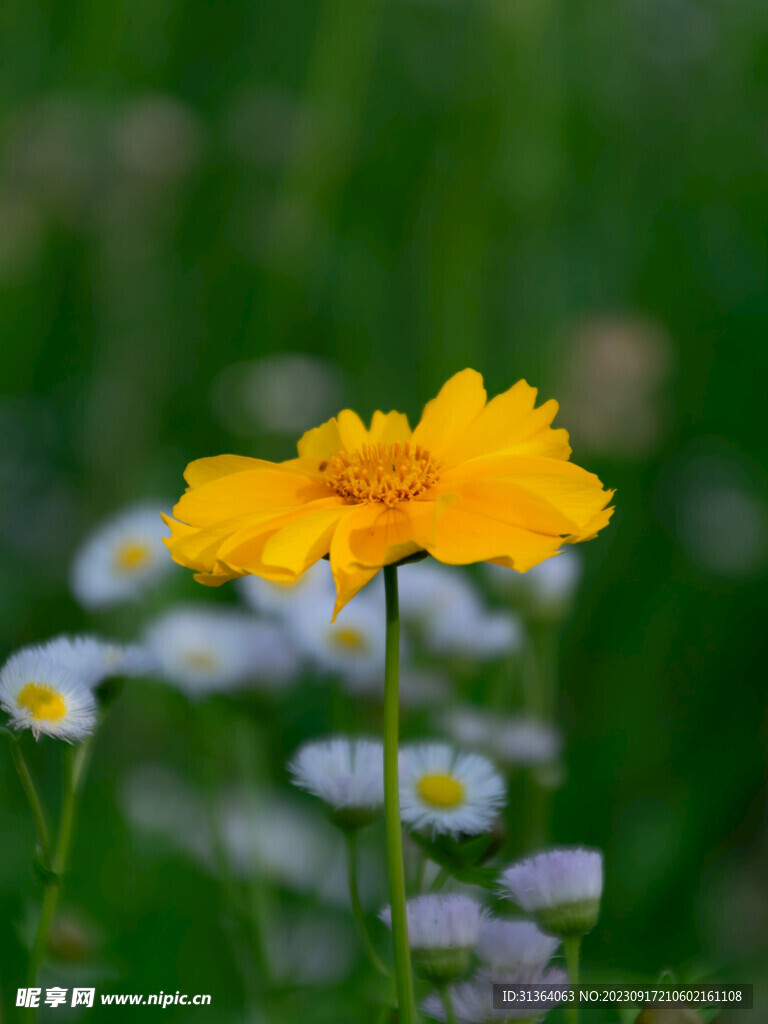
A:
[
  {"left": 563, "top": 934, "right": 581, "bottom": 1024},
  {"left": 9, "top": 737, "right": 52, "bottom": 867},
  {"left": 383, "top": 564, "right": 418, "bottom": 1024},
  {"left": 345, "top": 829, "right": 389, "bottom": 978},
  {"left": 28, "top": 741, "right": 86, "bottom": 988},
  {"left": 439, "top": 985, "right": 457, "bottom": 1024}
]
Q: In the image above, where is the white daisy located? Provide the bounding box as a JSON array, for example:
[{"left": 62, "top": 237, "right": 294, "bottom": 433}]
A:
[
  {"left": 238, "top": 559, "right": 336, "bottom": 617},
  {"left": 440, "top": 708, "right": 562, "bottom": 770},
  {"left": 423, "top": 966, "right": 567, "bottom": 1023},
  {"left": 291, "top": 591, "right": 387, "bottom": 681},
  {"left": 500, "top": 846, "right": 604, "bottom": 937},
  {"left": 219, "top": 788, "right": 351, "bottom": 903},
  {"left": 144, "top": 604, "right": 298, "bottom": 698},
  {"left": 399, "top": 743, "right": 506, "bottom": 837},
  {"left": 484, "top": 549, "right": 582, "bottom": 620},
  {"left": 70, "top": 501, "right": 175, "bottom": 609},
  {"left": 398, "top": 561, "right": 523, "bottom": 659},
  {"left": 288, "top": 736, "right": 384, "bottom": 825},
  {"left": 476, "top": 917, "right": 560, "bottom": 973},
  {"left": 29, "top": 634, "right": 155, "bottom": 689},
  {"left": 381, "top": 893, "right": 485, "bottom": 985},
  {"left": 0, "top": 650, "right": 97, "bottom": 742},
  {"left": 425, "top": 605, "right": 523, "bottom": 660},
  {"left": 380, "top": 894, "right": 485, "bottom": 951}
]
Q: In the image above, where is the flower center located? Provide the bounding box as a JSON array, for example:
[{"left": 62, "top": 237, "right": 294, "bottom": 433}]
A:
[
  {"left": 417, "top": 773, "right": 465, "bottom": 808},
  {"left": 17, "top": 682, "right": 67, "bottom": 722},
  {"left": 183, "top": 650, "right": 219, "bottom": 672},
  {"left": 114, "top": 540, "right": 152, "bottom": 572},
  {"left": 323, "top": 442, "right": 440, "bottom": 505},
  {"left": 331, "top": 627, "right": 368, "bottom": 652}
]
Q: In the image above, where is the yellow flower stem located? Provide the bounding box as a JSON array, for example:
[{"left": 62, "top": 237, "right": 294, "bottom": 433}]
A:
[
  {"left": 28, "top": 741, "right": 87, "bottom": 989},
  {"left": 383, "top": 564, "right": 418, "bottom": 1024},
  {"left": 9, "top": 737, "right": 52, "bottom": 867},
  {"left": 563, "top": 934, "right": 581, "bottom": 1024},
  {"left": 345, "top": 829, "right": 390, "bottom": 978}
]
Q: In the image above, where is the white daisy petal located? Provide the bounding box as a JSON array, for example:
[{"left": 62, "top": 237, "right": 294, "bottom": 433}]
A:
[
  {"left": 476, "top": 917, "right": 560, "bottom": 972},
  {"left": 291, "top": 591, "right": 387, "bottom": 681},
  {"left": 399, "top": 742, "right": 506, "bottom": 837},
  {"left": 500, "top": 846, "right": 604, "bottom": 937},
  {"left": 289, "top": 736, "right": 384, "bottom": 813},
  {"left": 144, "top": 604, "right": 299, "bottom": 698},
  {"left": 238, "top": 559, "right": 336, "bottom": 617},
  {"left": 70, "top": 502, "right": 175, "bottom": 609},
  {"left": 380, "top": 894, "right": 485, "bottom": 951},
  {"left": 24, "top": 634, "right": 155, "bottom": 689},
  {"left": 0, "top": 650, "right": 97, "bottom": 742}
]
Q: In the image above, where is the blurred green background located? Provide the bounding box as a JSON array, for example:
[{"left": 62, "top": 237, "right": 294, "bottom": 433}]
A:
[{"left": 1, "top": 0, "right": 767, "bottom": 1021}]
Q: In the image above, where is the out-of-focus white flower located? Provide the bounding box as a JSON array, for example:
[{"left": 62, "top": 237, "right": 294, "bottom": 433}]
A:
[
  {"left": 343, "top": 666, "right": 449, "bottom": 709},
  {"left": 220, "top": 789, "right": 354, "bottom": 903},
  {"left": 70, "top": 502, "right": 174, "bottom": 609},
  {"left": 399, "top": 743, "right": 506, "bottom": 837},
  {"left": 380, "top": 894, "right": 485, "bottom": 951},
  {"left": 292, "top": 592, "right": 386, "bottom": 681},
  {"left": 476, "top": 917, "right": 560, "bottom": 972},
  {"left": 289, "top": 736, "right": 384, "bottom": 827},
  {"left": 500, "top": 847, "right": 604, "bottom": 937},
  {"left": 28, "top": 634, "right": 154, "bottom": 688},
  {"left": 238, "top": 559, "right": 335, "bottom": 617},
  {"left": 113, "top": 95, "right": 204, "bottom": 180},
  {"left": 440, "top": 707, "right": 562, "bottom": 770},
  {"left": 144, "top": 605, "right": 298, "bottom": 697},
  {"left": 211, "top": 353, "right": 344, "bottom": 436},
  {"left": 270, "top": 910, "right": 355, "bottom": 985},
  {"left": 662, "top": 444, "right": 768, "bottom": 580},
  {"left": 484, "top": 549, "right": 583, "bottom": 620},
  {"left": 381, "top": 894, "right": 485, "bottom": 985},
  {"left": 399, "top": 561, "right": 522, "bottom": 659},
  {"left": 558, "top": 313, "right": 674, "bottom": 459},
  {"left": 423, "top": 966, "right": 567, "bottom": 1022},
  {"left": 0, "top": 650, "right": 97, "bottom": 742},
  {"left": 121, "top": 764, "right": 213, "bottom": 865}
]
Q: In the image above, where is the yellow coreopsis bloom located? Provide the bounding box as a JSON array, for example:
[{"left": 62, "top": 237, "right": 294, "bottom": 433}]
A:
[{"left": 163, "top": 370, "right": 614, "bottom": 618}]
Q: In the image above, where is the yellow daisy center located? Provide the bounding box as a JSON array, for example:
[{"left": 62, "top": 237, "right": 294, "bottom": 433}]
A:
[
  {"left": 323, "top": 442, "right": 440, "bottom": 505},
  {"left": 17, "top": 682, "right": 67, "bottom": 722},
  {"left": 417, "top": 773, "right": 465, "bottom": 808},
  {"left": 332, "top": 627, "right": 368, "bottom": 651},
  {"left": 183, "top": 650, "right": 219, "bottom": 672},
  {"left": 115, "top": 540, "right": 152, "bottom": 572}
]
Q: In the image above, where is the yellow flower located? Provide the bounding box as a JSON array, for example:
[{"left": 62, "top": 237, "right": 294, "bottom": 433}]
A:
[{"left": 163, "top": 369, "right": 614, "bottom": 618}]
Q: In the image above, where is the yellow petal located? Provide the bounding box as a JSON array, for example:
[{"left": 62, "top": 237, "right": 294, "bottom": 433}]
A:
[
  {"left": 297, "top": 418, "right": 343, "bottom": 459},
  {"left": 448, "top": 479, "right": 584, "bottom": 535},
  {"left": 337, "top": 409, "right": 369, "bottom": 451},
  {"left": 215, "top": 498, "right": 342, "bottom": 577},
  {"left": 260, "top": 504, "right": 350, "bottom": 576},
  {"left": 368, "top": 410, "right": 412, "bottom": 445},
  {"left": 412, "top": 369, "right": 487, "bottom": 458},
  {"left": 174, "top": 467, "right": 330, "bottom": 528},
  {"left": 328, "top": 528, "right": 380, "bottom": 622},
  {"left": 329, "top": 502, "right": 426, "bottom": 571},
  {"left": 427, "top": 503, "right": 563, "bottom": 570},
  {"left": 184, "top": 454, "right": 262, "bottom": 487},
  {"left": 441, "top": 382, "right": 569, "bottom": 466}
]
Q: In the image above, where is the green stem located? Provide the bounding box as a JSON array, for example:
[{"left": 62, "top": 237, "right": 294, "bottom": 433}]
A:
[
  {"left": 563, "top": 934, "right": 581, "bottom": 1024},
  {"left": 345, "top": 830, "right": 389, "bottom": 978},
  {"left": 429, "top": 866, "right": 450, "bottom": 893},
  {"left": 10, "top": 739, "right": 52, "bottom": 866},
  {"left": 27, "top": 743, "right": 81, "bottom": 987},
  {"left": 440, "top": 986, "right": 457, "bottom": 1024},
  {"left": 383, "top": 565, "right": 418, "bottom": 1024}
]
